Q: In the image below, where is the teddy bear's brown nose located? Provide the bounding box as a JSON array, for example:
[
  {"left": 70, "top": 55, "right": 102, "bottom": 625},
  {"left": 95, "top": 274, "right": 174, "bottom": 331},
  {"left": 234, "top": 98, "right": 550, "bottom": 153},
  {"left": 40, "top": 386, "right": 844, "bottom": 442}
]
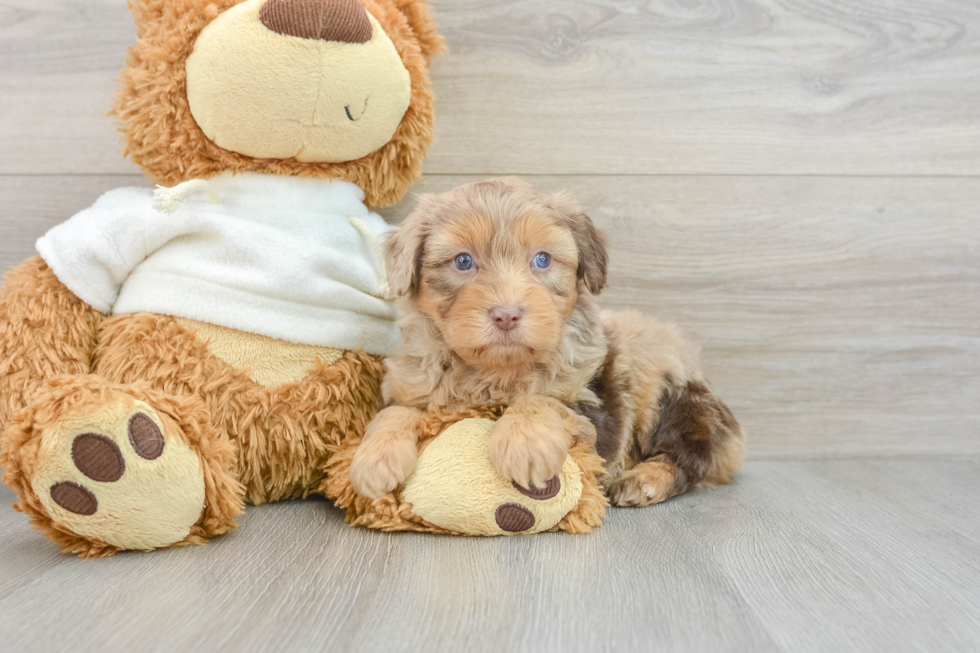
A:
[{"left": 260, "top": 0, "right": 372, "bottom": 43}]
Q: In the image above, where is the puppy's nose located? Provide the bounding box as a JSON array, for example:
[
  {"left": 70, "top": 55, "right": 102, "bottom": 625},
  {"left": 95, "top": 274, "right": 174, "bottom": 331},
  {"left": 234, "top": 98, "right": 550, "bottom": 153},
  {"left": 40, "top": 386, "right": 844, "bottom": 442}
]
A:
[
  {"left": 260, "top": 0, "right": 373, "bottom": 43},
  {"left": 490, "top": 305, "right": 524, "bottom": 331}
]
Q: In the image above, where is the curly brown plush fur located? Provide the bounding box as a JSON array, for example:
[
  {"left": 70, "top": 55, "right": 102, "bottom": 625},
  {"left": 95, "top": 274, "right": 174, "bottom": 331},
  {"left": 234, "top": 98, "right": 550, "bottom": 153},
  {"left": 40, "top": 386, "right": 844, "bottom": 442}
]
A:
[
  {"left": 0, "top": 256, "right": 103, "bottom": 431},
  {"left": 0, "top": 260, "right": 386, "bottom": 555},
  {"left": 95, "top": 314, "right": 386, "bottom": 505},
  {"left": 113, "top": 0, "right": 443, "bottom": 207}
]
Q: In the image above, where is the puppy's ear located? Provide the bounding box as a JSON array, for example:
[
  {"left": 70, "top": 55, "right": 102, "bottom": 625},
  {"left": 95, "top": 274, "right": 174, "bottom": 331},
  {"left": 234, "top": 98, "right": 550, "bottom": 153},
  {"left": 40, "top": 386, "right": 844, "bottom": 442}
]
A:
[
  {"left": 550, "top": 192, "right": 609, "bottom": 295},
  {"left": 384, "top": 196, "right": 431, "bottom": 297}
]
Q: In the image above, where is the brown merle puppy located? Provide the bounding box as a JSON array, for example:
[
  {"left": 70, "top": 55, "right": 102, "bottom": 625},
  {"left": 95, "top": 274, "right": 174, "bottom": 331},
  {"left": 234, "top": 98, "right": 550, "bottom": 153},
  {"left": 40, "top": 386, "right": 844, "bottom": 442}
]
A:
[{"left": 349, "top": 177, "right": 744, "bottom": 506}]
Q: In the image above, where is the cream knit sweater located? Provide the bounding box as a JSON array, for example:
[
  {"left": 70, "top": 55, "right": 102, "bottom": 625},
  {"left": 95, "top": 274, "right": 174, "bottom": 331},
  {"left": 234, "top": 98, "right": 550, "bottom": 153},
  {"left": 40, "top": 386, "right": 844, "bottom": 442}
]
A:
[{"left": 36, "top": 172, "right": 399, "bottom": 355}]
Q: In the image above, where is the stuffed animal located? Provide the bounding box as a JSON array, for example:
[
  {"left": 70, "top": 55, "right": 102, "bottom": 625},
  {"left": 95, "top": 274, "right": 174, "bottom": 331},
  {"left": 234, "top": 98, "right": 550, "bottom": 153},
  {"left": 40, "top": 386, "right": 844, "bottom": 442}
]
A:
[
  {"left": 325, "top": 407, "right": 608, "bottom": 535},
  {"left": 0, "top": 0, "right": 446, "bottom": 557}
]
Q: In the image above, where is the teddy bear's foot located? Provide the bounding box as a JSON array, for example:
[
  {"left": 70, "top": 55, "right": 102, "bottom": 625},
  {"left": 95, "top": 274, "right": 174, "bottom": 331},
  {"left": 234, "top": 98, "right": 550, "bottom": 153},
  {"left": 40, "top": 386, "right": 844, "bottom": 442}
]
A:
[
  {"left": 0, "top": 376, "right": 243, "bottom": 557},
  {"left": 402, "top": 418, "right": 587, "bottom": 535}
]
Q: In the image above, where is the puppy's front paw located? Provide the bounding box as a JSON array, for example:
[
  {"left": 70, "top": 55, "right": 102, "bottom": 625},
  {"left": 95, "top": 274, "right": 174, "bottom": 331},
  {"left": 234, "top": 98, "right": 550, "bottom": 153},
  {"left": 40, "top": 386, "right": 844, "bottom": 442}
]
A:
[
  {"left": 488, "top": 410, "right": 571, "bottom": 490},
  {"left": 350, "top": 431, "right": 418, "bottom": 499}
]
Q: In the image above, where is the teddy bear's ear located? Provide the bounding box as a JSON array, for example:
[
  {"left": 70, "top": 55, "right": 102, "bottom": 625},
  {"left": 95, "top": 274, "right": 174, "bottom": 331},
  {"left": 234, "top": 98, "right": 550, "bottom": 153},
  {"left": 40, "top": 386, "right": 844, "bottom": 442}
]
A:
[
  {"left": 390, "top": 0, "right": 446, "bottom": 62},
  {"left": 127, "top": 0, "right": 166, "bottom": 37},
  {"left": 127, "top": 0, "right": 224, "bottom": 38}
]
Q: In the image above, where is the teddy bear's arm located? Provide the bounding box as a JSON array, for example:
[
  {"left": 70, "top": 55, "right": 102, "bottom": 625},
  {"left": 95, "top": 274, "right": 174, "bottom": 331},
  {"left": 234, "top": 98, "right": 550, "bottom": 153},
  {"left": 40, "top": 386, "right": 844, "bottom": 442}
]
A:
[
  {"left": 0, "top": 256, "right": 103, "bottom": 429},
  {"left": 34, "top": 188, "right": 193, "bottom": 314}
]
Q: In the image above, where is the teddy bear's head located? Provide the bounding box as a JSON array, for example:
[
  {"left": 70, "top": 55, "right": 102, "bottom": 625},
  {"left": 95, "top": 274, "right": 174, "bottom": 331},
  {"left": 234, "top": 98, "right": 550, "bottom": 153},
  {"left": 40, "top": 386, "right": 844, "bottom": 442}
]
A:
[{"left": 113, "top": 0, "right": 444, "bottom": 206}]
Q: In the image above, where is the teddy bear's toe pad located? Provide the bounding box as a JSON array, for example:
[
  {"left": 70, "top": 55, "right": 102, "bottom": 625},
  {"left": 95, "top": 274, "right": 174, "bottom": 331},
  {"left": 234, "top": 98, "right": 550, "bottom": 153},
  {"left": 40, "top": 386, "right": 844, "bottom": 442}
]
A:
[
  {"left": 31, "top": 399, "right": 205, "bottom": 551},
  {"left": 50, "top": 481, "right": 99, "bottom": 515},
  {"left": 128, "top": 413, "right": 165, "bottom": 459},
  {"left": 495, "top": 503, "right": 536, "bottom": 532},
  {"left": 402, "top": 418, "right": 584, "bottom": 535},
  {"left": 513, "top": 476, "right": 561, "bottom": 500},
  {"left": 72, "top": 433, "right": 126, "bottom": 482}
]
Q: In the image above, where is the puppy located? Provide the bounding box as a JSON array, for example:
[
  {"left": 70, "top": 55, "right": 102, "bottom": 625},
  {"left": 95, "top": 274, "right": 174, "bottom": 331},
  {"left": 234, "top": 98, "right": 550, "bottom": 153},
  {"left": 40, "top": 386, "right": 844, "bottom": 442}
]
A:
[{"left": 350, "top": 177, "right": 744, "bottom": 506}]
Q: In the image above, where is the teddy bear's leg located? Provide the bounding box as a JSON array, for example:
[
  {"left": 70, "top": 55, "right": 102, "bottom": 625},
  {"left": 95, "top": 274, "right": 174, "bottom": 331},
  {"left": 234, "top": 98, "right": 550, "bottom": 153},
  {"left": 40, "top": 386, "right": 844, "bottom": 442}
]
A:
[
  {"left": 0, "top": 375, "right": 242, "bottom": 558},
  {"left": 0, "top": 256, "right": 103, "bottom": 433},
  {"left": 93, "top": 313, "right": 385, "bottom": 508}
]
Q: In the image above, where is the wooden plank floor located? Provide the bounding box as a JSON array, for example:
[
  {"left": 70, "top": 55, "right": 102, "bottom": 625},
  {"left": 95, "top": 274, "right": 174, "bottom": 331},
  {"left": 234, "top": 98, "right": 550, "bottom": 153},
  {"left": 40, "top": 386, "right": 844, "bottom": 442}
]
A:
[
  {"left": 1, "top": 0, "right": 979, "bottom": 651},
  {"left": 3, "top": 460, "right": 980, "bottom": 653}
]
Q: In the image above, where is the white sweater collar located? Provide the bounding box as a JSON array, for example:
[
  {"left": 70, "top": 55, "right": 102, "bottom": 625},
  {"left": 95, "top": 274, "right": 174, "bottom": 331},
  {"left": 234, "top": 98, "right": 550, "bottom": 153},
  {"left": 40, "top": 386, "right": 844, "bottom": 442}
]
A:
[{"left": 156, "top": 172, "right": 370, "bottom": 215}]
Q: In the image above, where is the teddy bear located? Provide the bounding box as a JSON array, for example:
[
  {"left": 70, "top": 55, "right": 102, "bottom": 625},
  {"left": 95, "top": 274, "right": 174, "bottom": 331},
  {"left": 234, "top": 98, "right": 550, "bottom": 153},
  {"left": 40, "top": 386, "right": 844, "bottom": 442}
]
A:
[
  {"left": 0, "top": 0, "right": 607, "bottom": 556},
  {"left": 0, "top": 0, "right": 446, "bottom": 557}
]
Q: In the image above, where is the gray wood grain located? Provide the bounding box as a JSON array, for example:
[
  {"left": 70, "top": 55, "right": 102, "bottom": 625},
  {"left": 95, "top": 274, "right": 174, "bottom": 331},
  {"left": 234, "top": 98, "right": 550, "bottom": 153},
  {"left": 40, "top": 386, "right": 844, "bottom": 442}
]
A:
[
  {"left": 3, "top": 0, "right": 980, "bottom": 175},
  {"left": 692, "top": 459, "right": 980, "bottom": 653},
  {"left": 2, "top": 460, "right": 980, "bottom": 653}
]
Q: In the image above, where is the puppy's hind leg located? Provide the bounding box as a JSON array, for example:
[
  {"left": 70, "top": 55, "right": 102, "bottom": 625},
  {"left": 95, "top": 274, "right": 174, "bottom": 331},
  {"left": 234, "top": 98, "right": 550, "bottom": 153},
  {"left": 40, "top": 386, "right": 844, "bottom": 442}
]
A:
[{"left": 606, "top": 378, "right": 744, "bottom": 507}]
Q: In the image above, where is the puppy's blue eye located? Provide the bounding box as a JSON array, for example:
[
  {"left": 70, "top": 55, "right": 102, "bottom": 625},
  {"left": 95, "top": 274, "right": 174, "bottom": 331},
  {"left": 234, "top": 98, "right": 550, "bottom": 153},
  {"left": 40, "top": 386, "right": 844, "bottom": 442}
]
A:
[
  {"left": 454, "top": 254, "right": 474, "bottom": 271},
  {"left": 533, "top": 253, "right": 551, "bottom": 269}
]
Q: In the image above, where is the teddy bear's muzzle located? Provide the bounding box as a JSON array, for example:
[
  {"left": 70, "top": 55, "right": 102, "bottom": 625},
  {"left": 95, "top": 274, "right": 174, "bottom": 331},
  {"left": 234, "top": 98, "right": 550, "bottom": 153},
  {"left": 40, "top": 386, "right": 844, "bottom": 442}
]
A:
[{"left": 259, "top": 0, "right": 373, "bottom": 43}]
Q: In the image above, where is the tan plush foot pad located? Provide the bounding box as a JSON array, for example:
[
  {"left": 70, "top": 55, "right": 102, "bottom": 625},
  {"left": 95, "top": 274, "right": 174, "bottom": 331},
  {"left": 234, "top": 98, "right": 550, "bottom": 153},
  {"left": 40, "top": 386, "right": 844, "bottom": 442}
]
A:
[
  {"left": 325, "top": 407, "right": 608, "bottom": 536},
  {"left": 31, "top": 401, "right": 207, "bottom": 552},
  {"left": 48, "top": 414, "right": 165, "bottom": 514},
  {"left": 1, "top": 377, "right": 244, "bottom": 557}
]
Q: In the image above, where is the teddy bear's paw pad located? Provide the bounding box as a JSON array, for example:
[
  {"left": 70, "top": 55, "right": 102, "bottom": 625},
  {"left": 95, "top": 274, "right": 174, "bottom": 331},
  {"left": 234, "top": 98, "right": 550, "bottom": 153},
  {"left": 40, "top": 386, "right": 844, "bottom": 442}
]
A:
[
  {"left": 493, "top": 477, "right": 561, "bottom": 532},
  {"left": 71, "top": 433, "right": 126, "bottom": 483},
  {"left": 512, "top": 476, "right": 561, "bottom": 500},
  {"left": 402, "top": 419, "right": 585, "bottom": 536},
  {"left": 128, "top": 413, "right": 166, "bottom": 459},
  {"left": 31, "top": 402, "right": 206, "bottom": 551},
  {"left": 49, "top": 413, "right": 165, "bottom": 513},
  {"left": 49, "top": 481, "right": 99, "bottom": 516},
  {"left": 494, "top": 503, "right": 536, "bottom": 532}
]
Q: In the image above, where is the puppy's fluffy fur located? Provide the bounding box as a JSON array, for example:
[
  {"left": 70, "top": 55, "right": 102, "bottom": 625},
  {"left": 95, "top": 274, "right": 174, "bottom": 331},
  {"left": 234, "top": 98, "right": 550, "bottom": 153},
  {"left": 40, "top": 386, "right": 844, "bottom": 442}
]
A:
[{"left": 350, "top": 178, "right": 744, "bottom": 505}]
